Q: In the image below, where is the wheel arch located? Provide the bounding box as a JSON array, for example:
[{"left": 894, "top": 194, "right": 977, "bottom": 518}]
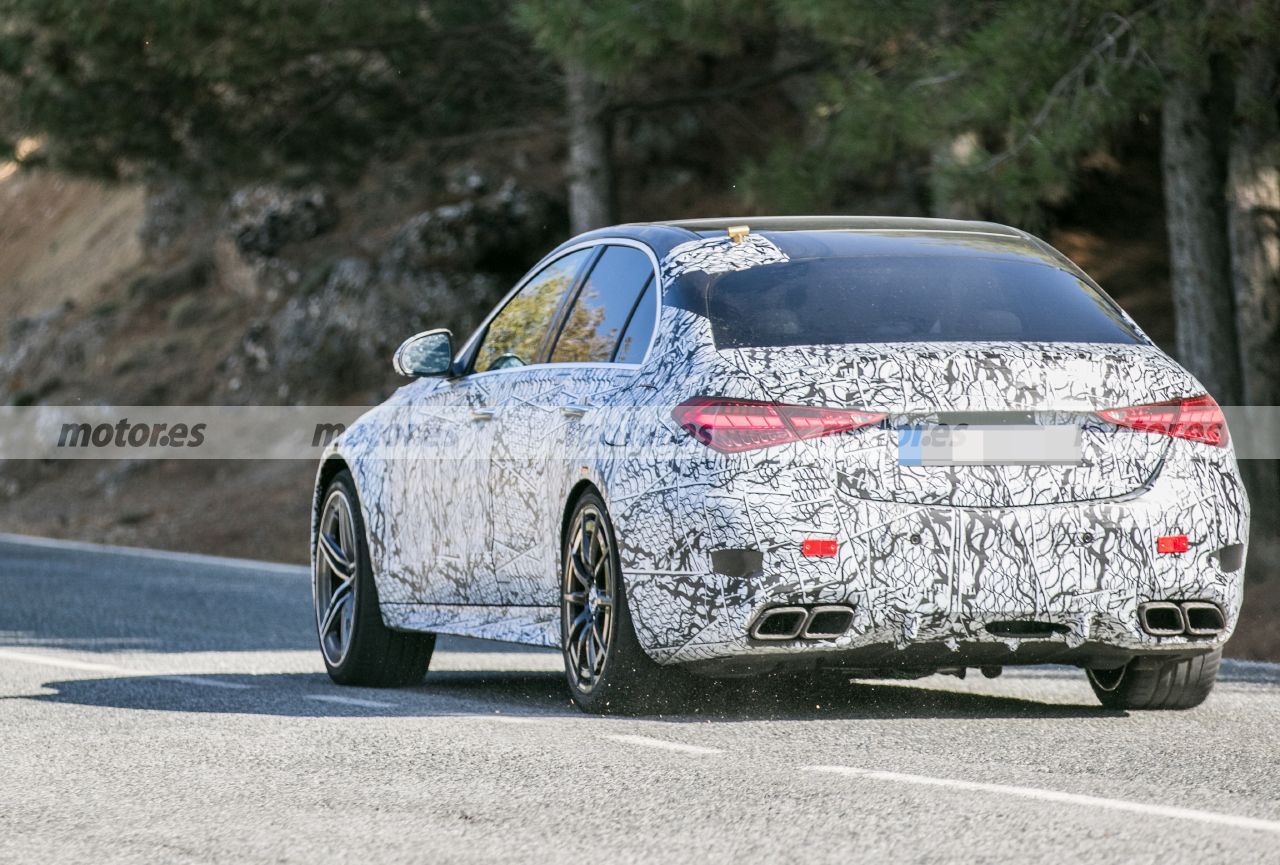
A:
[
  {"left": 313, "top": 456, "right": 352, "bottom": 531},
  {"left": 560, "top": 479, "right": 603, "bottom": 556},
  {"left": 312, "top": 454, "right": 366, "bottom": 577}
]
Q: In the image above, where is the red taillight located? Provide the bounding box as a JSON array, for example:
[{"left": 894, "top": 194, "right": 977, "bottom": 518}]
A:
[
  {"left": 1096, "top": 394, "right": 1228, "bottom": 447},
  {"left": 672, "top": 397, "right": 885, "bottom": 453},
  {"left": 1157, "top": 534, "right": 1190, "bottom": 554}
]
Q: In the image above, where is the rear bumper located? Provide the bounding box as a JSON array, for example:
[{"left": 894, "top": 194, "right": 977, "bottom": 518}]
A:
[
  {"left": 648, "top": 608, "right": 1232, "bottom": 676},
  {"left": 617, "top": 447, "right": 1248, "bottom": 670},
  {"left": 678, "top": 636, "right": 1220, "bottom": 679}
]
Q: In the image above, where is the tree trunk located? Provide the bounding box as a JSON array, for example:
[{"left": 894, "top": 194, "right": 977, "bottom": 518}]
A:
[
  {"left": 1161, "top": 70, "right": 1243, "bottom": 404},
  {"left": 1228, "top": 38, "right": 1280, "bottom": 406},
  {"left": 1226, "top": 29, "right": 1280, "bottom": 574},
  {"left": 565, "top": 59, "right": 614, "bottom": 234}
]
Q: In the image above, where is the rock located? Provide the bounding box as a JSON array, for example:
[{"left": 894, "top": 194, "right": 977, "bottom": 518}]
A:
[
  {"left": 226, "top": 184, "right": 337, "bottom": 256},
  {"left": 377, "top": 177, "right": 555, "bottom": 335}
]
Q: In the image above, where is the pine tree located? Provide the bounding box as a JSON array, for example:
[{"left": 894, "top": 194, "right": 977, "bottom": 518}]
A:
[{"left": 0, "top": 0, "right": 555, "bottom": 188}]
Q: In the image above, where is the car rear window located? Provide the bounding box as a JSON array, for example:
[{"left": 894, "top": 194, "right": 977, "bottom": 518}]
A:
[{"left": 707, "top": 255, "right": 1141, "bottom": 348}]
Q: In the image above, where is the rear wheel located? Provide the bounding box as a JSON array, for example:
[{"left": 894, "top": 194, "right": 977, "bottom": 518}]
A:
[
  {"left": 561, "top": 491, "right": 679, "bottom": 714},
  {"left": 314, "top": 471, "right": 434, "bottom": 687},
  {"left": 1086, "top": 649, "right": 1220, "bottom": 710}
]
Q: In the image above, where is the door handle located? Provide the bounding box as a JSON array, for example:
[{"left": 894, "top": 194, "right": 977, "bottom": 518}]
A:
[
  {"left": 471, "top": 408, "right": 496, "bottom": 421},
  {"left": 560, "top": 404, "right": 589, "bottom": 419}
]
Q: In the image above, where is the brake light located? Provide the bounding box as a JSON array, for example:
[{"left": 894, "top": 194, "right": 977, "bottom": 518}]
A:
[
  {"left": 672, "top": 397, "right": 885, "bottom": 453},
  {"left": 1157, "top": 534, "right": 1189, "bottom": 554},
  {"left": 1096, "top": 394, "right": 1228, "bottom": 447}
]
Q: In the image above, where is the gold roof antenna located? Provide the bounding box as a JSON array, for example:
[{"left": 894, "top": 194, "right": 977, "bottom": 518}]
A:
[{"left": 726, "top": 224, "right": 750, "bottom": 244}]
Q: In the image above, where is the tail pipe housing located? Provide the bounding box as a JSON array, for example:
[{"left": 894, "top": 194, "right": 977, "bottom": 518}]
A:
[
  {"left": 1137, "top": 601, "right": 1225, "bottom": 637},
  {"left": 749, "top": 604, "right": 856, "bottom": 641}
]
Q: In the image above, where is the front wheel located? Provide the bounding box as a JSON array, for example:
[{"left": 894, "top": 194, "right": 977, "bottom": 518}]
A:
[
  {"left": 314, "top": 471, "right": 434, "bottom": 687},
  {"left": 1086, "top": 649, "right": 1220, "bottom": 710},
  {"left": 560, "top": 491, "right": 680, "bottom": 714}
]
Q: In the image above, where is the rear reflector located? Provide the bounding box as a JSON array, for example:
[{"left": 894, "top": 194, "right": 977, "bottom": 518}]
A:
[
  {"left": 1096, "top": 394, "right": 1228, "bottom": 447},
  {"left": 672, "top": 397, "right": 885, "bottom": 453},
  {"left": 1157, "top": 534, "right": 1189, "bottom": 554},
  {"left": 801, "top": 538, "right": 838, "bottom": 557}
]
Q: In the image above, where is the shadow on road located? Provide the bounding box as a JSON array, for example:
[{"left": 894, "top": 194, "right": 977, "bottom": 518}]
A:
[{"left": 17, "top": 669, "right": 1122, "bottom": 720}]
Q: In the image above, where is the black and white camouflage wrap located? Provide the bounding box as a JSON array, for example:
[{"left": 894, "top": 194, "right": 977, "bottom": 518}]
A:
[{"left": 314, "top": 231, "right": 1249, "bottom": 671}]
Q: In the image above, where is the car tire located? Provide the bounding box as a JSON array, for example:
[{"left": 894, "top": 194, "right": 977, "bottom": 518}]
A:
[
  {"left": 314, "top": 470, "right": 434, "bottom": 687},
  {"left": 561, "top": 491, "right": 682, "bottom": 714},
  {"left": 1086, "top": 649, "right": 1220, "bottom": 710}
]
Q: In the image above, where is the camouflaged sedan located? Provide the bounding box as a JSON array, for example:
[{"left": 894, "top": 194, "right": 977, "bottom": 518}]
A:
[{"left": 311, "top": 217, "right": 1248, "bottom": 713}]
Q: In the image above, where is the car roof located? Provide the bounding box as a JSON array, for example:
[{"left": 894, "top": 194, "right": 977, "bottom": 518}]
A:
[
  {"left": 653, "top": 215, "right": 1024, "bottom": 237},
  {"left": 545, "top": 215, "right": 1042, "bottom": 262}
]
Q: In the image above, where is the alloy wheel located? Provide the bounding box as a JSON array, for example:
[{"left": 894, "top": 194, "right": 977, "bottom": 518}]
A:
[
  {"left": 562, "top": 504, "right": 616, "bottom": 693},
  {"left": 315, "top": 488, "right": 358, "bottom": 667}
]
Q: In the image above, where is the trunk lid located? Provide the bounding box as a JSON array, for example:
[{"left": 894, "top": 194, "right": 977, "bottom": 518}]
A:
[{"left": 721, "top": 342, "right": 1196, "bottom": 507}]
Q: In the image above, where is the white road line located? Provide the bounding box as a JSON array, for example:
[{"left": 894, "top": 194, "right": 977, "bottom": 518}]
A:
[
  {"left": 0, "top": 649, "right": 254, "bottom": 690},
  {"left": 0, "top": 649, "right": 126, "bottom": 673},
  {"left": 604, "top": 734, "right": 723, "bottom": 755},
  {"left": 305, "top": 694, "right": 395, "bottom": 709},
  {"left": 803, "top": 766, "right": 1280, "bottom": 836},
  {"left": 478, "top": 714, "right": 546, "bottom": 725},
  {"left": 0, "top": 532, "right": 308, "bottom": 576}
]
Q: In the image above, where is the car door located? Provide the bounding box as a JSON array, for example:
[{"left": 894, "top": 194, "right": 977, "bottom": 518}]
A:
[
  {"left": 489, "top": 241, "right": 660, "bottom": 606},
  {"left": 372, "top": 370, "right": 484, "bottom": 607},
  {"left": 430, "top": 247, "right": 596, "bottom": 605}
]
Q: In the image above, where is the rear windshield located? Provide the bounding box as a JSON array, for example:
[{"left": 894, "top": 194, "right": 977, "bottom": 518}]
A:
[{"left": 707, "top": 255, "right": 1141, "bottom": 348}]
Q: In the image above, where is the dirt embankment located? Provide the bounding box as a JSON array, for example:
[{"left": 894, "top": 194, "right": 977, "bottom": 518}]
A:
[
  {"left": 0, "top": 155, "right": 561, "bottom": 564},
  {"left": 0, "top": 172, "right": 145, "bottom": 320},
  {"left": 0, "top": 172, "right": 315, "bottom": 563}
]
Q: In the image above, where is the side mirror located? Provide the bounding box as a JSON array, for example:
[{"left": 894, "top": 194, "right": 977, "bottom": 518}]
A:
[{"left": 393, "top": 329, "right": 453, "bottom": 378}]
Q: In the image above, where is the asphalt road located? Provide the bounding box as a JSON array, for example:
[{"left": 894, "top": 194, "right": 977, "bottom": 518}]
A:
[{"left": 1, "top": 534, "right": 1279, "bottom": 864}]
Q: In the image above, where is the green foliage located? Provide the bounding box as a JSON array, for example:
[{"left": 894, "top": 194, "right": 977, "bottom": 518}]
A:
[
  {"left": 735, "top": 0, "right": 1273, "bottom": 224},
  {"left": 513, "top": 0, "right": 766, "bottom": 80},
  {"left": 3, "top": 0, "right": 1273, "bottom": 228},
  {"left": 733, "top": 1, "right": 1164, "bottom": 223},
  {"left": 0, "top": 0, "right": 555, "bottom": 186}
]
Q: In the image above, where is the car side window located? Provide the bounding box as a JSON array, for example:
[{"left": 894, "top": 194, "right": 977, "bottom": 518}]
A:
[
  {"left": 612, "top": 277, "right": 657, "bottom": 364},
  {"left": 473, "top": 249, "right": 592, "bottom": 373},
  {"left": 548, "top": 245, "right": 656, "bottom": 364}
]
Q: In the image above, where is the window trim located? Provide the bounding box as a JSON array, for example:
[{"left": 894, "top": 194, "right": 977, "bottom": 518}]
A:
[{"left": 455, "top": 237, "right": 662, "bottom": 379}]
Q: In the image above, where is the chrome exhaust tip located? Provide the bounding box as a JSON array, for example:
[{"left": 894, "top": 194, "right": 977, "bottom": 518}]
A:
[
  {"left": 1138, "top": 601, "right": 1186, "bottom": 636},
  {"left": 801, "top": 605, "right": 855, "bottom": 639},
  {"left": 749, "top": 606, "right": 808, "bottom": 640},
  {"left": 1181, "top": 601, "right": 1225, "bottom": 636}
]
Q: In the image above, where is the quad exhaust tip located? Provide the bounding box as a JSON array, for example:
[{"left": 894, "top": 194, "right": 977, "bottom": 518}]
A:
[
  {"left": 803, "top": 606, "right": 857, "bottom": 639},
  {"left": 1182, "top": 601, "right": 1226, "bottom": 636},
  {"left": 750, "top": 607, "right": 808, "bottom": 640},
  {"left": 750, "top": 605, "right": 855, "bottom": 641},
  {"left": 1137, "top": 601, "right": 1225, "bottom": 637},
  {"left": 1138, "top": 601, "right": 1185, "bottom": 636}
]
